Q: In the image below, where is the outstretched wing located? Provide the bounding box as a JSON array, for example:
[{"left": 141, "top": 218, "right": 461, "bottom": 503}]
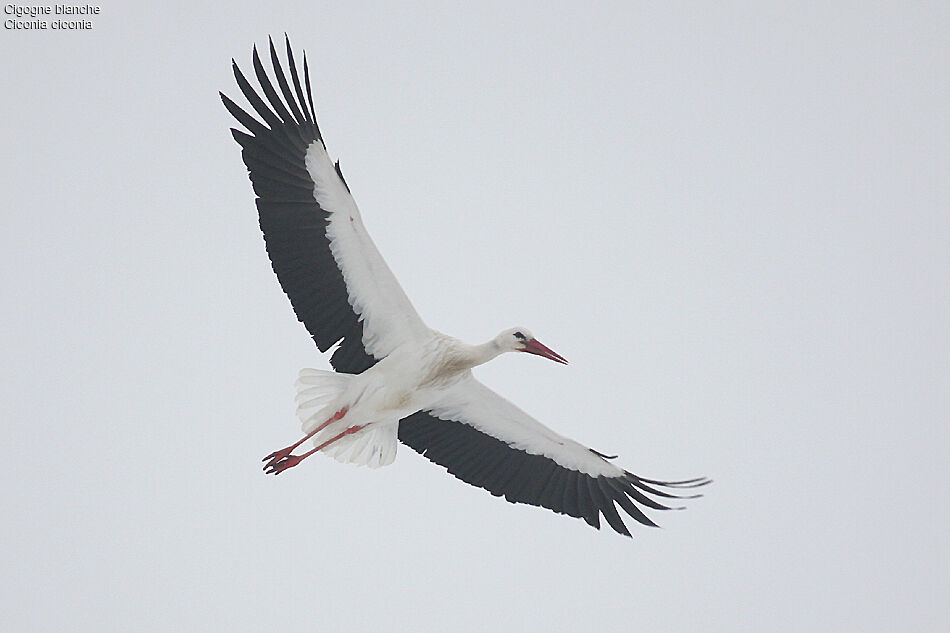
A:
[
  {"left": 222, "top": 36, "right": 430, "bottom": 374},
  {"left": 398, "top": 376, "right": 709, "bottom": 536}
]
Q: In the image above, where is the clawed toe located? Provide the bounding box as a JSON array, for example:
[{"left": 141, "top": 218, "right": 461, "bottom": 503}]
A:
[
  {"left": 262, "top": 447, "right": 291, "bottom": 462},
  {"left": 264, "top": 454, "right": 302, "bottom": 475},
  {"left": 262, "top": 447, "right": 293, "bottom": 469}
]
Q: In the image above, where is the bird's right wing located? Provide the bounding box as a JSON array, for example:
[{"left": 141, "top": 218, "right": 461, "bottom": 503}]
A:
[
  {"left": 222, "top": 37, "right": 431, "bottom": 374},
  {"left": 398, "top": 376, "right": 709, "bottom": 536}
]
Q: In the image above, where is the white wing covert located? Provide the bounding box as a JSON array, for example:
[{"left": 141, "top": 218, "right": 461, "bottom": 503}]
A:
[
  {"left": 398, "top": 376, "right": 710, "bottom": 536},
  {"left": 222, "top": 37, "right": 429, "bottom": 373},
  {"left": 225, "top": 38, "right": 711, "bottom": 536}
]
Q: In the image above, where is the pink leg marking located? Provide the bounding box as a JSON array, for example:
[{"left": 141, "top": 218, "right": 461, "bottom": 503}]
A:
[
  {"left": 262, "top": 406, "right": 349, "bottom": 469},
  {"left": 264, "top": 424, "right": 366, "bottom": 475}
]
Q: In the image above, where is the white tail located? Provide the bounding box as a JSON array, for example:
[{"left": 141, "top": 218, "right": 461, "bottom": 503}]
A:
[
  {"left": 294, "top": 369, "right": 398, "bottom": 468},
  {"left": 295, "top": 368, "right": 352, "bottom": 433},
  {"left": 324, "top": 420, "right": 398, "bottom": 468}
]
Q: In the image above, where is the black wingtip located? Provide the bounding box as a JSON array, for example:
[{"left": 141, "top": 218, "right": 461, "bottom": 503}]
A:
[
  {"left": 219, "top": 90, "right": 237, "bottom": 110},
  {"left": 583, "top": 514, "right": 601, "bottom": 530},
  {"left": 302, "top": 50, "right": 316, "bottom": 122},
  {"left": 629, "top": 473, "right": 712, "bottom": 494},
  {"left": 641, "top": 476, "right": 713, "bottom": 488}
]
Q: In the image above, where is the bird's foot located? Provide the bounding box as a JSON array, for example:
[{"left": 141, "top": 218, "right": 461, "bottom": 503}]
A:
[
  {"left": 262, "top": 446, "right": 294, "bottom": 469},
  {"left": 264, "top": 454, "right": 303, "bottom": 475}
]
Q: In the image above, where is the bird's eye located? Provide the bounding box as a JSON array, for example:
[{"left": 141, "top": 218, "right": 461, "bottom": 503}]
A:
[{"left": 513, "top": 331, "right": 525, "bottom": 340}]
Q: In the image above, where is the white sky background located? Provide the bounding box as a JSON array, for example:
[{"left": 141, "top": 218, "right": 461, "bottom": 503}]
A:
[{"left": 2, "top": 2, "right": 947, "bottom": 631}]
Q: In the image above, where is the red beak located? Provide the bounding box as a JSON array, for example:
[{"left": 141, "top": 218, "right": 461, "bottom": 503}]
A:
[{"left": 521, "top": 338, "right": 568, "bottom": 365}]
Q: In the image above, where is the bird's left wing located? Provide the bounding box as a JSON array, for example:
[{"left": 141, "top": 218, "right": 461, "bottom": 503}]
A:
[
  {"left": 398, "top": 376, "right": 709, "bottom": 536},
  {"left": 221, "top": 37, "right": 430, "bottom": 373}
]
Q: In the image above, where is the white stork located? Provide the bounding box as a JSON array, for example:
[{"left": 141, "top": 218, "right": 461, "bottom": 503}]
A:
[{"left": 221, "top": 36, "right": 709, "bottom": 537}]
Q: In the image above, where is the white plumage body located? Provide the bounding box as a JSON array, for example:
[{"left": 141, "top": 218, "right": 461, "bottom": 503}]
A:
[
  {"left": 223, "top": 37, "right": 709, "bottom": 536},
  {"left": 295, "top": 333, "right": 478, "bottom": 467}
]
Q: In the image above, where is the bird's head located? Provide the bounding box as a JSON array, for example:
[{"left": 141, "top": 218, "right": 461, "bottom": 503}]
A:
[{"left": 496, "top": 327, "right": 568, "bottom": 365}]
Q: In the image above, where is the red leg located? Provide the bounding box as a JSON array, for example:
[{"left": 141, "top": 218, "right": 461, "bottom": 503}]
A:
[
  {"left": 264, "top": 424, "right": 366, "bottom": 475},
  {"left": 262, "top": 406, "right": 349, "bottom": 469}
]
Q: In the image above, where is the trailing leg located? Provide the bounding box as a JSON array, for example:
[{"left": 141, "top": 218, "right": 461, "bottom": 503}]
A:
[
  {"left": 264, "top": 424, "right": 366, "bottom": 475},
  {"left": 262, "top": 406, "right": 349, "bottom": 469}
]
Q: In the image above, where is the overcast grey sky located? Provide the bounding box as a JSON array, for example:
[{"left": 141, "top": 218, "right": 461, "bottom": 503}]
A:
[{"left": 2, "top": 2, "right": 947, "bottom": 632}]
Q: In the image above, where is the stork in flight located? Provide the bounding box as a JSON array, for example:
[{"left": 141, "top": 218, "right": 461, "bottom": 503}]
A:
[{"left": 221, "top": 36, "right": 709, "bottom": 537}]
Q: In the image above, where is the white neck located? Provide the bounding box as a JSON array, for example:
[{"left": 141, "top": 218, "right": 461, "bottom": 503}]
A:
[{"left": 467, "top": 339, "right": 505, "bottom": 367}]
